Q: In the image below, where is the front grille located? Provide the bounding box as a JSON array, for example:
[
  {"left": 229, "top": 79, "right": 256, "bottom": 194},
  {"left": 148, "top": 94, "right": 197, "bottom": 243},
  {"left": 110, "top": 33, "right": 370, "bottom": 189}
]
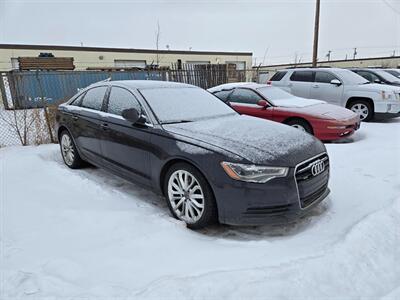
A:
[
  {"left": 295, "top": 153, "right": 330, "bottom": 208},
  {"left": 295, "top": 154, "right": 329, "bottom": 183},
  {"left": 300, "top": 184, "right": 328, "bottom": 207}
]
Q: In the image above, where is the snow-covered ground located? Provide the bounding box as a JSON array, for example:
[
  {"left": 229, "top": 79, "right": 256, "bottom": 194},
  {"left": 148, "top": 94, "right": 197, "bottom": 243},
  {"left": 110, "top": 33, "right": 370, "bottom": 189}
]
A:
[{"left": 1, "top": 119, "right": 400, "bottom": 299}]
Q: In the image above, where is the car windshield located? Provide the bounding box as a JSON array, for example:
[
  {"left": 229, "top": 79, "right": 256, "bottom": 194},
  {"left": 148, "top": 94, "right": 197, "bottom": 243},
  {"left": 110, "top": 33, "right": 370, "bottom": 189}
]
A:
[
  {"left": 256, "top": 86, "right": 294, "bottom": 103},
  {"left": 139, "top": 87, "right": 237, "bottom": 124},
  {"left": 334, "top": 69, "right": 369, "bottom": 85},
  {"left": 373, "top": 70, "right": 400, "bottom": 83}
]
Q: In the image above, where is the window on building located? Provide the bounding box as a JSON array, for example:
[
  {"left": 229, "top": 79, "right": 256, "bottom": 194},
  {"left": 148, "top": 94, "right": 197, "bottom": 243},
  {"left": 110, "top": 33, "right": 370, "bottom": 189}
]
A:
[
  {"left": 226, "top": 61, "right": 246, "bottom": 70},
  {"left": 107, "top": 87, "right": 142, "bottom": 116},
  {"left": 114, "top": 60, "right": 147, "bottom": 68},
  {"left": 186, "top": 61, "right": 211, "bottom": 65}
]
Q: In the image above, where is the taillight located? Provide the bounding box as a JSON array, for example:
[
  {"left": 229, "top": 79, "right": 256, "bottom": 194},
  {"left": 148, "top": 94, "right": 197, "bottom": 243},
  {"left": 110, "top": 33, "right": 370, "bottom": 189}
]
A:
[{"left": 267, "top": 81, "right": 272, "bottom": 85}]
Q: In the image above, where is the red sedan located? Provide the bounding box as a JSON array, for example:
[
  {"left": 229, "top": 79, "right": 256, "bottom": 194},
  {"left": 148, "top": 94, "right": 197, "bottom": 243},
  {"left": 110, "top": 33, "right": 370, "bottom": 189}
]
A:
[{"left": 208, "top": 83, "right": 360, "bottom": 141}]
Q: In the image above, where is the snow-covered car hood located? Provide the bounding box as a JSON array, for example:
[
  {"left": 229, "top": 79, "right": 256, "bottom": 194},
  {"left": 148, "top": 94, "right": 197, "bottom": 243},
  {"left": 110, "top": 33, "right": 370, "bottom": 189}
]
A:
[
  {"left": 163, "top": 114, "right": 326, "bottom": 167},
  {"left": 271, "top": 97, "right": 358, "bottom": 121},
  {"left": 353, "top": 83, "right": 400, "bottom": 93}
]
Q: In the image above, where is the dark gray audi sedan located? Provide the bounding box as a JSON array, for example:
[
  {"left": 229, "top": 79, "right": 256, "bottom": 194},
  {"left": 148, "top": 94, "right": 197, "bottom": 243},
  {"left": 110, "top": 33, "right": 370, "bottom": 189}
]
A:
[{"left": 56, "top": 80, "right": 330, "bottom": 229}]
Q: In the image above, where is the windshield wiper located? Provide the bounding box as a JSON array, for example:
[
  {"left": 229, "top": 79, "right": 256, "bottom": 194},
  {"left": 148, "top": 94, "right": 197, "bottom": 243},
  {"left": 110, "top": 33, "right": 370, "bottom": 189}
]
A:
[{"left": 161, "top": 120, "right": 193, "bottom": 125}]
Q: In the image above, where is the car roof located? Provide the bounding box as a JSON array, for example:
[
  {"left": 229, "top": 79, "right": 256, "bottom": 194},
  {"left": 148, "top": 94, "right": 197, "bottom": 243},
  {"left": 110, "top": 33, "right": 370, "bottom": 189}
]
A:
[
  {"left": 91, "top": 80, "right": 196, "bottom": 90},
  {"left": 208, "top": 82, "right": 269, "bottom": 93},
  {"left": 281, "top": 67, "right": 345, "bottom": 72}
]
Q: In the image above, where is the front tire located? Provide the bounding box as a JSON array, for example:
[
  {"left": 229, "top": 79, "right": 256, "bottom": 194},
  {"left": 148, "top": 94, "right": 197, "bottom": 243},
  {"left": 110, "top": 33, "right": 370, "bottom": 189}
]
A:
[
  {"left": 164, "top": 162, "right": 217, "bottom": 229},
  {"left": 348, "top": 100, "right": 373, "bottom": 121},
  {"left": 59, "top": 130, "right": 84, "bottom": 169},
  {"left": 285, "top": 119, "right": 313, "bottom": 135}
]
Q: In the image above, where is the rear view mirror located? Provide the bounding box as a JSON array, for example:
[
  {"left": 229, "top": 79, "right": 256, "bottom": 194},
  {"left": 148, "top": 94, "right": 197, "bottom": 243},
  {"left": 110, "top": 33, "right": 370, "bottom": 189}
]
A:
[
  {"left": 121, "top": 108, "right": 146, "bottom": 125},
  {"left": 330, "top": 79, "right": 342, "bottom": 86}
]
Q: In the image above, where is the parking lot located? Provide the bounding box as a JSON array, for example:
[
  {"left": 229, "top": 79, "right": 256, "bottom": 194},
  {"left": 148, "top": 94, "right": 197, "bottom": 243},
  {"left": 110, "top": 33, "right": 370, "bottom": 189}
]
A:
[{"left": 2, "top": 118, "right": 399, "bottom": 299}]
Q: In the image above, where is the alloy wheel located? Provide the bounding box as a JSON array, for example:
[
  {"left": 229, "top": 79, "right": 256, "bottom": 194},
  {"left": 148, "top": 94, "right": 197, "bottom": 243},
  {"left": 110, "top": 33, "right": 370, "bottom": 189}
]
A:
[
  {"left": 351, "top": 103, "right": 369, "bottom": 120},
  {"left": 61, "top": 134, "right": 75, "bottom": 166},
  {"left": 167, "top": 170, "right": 205, "bottom": 223}
]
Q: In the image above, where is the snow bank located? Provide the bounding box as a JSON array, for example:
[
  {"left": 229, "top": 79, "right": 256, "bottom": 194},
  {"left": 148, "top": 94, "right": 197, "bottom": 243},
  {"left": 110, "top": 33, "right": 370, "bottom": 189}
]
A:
[{"left": 1, "top": 119, "right": 400, "bottom": 299}]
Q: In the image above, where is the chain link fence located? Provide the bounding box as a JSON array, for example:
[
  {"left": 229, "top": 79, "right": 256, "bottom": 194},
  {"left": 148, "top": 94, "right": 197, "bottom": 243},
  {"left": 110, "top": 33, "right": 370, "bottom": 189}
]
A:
[{"left": 0, "top": 67, "right": 256, "bottom": 148}]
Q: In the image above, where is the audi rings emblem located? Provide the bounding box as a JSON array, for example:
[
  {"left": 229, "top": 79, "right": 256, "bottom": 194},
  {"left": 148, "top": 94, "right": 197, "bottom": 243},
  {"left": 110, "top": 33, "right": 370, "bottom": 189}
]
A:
[{"left": 310, "top": 160, "right": 325, "bottom": 176}]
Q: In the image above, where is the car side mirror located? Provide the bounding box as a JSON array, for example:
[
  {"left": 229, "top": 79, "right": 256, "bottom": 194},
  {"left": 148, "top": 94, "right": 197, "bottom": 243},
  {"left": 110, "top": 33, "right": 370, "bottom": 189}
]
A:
[
  {"left": 257, "top": 99, "right": 268, "bottom": 108},
  {"left": 121, "top": 108, "right": 146, "bottom": 125},
  {"left": 374, "top": 79, "right": 381, "bottom": 84},
  {"left": 330, "top": 79, "right": 342, "bottom": 86}
]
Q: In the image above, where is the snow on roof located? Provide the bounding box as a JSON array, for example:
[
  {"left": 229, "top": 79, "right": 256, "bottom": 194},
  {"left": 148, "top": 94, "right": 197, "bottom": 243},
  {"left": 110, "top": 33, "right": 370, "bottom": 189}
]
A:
[
  {"left": 208, "top": 82, "right": 267, "bottom": 93},
  {"left": 93, "top": 80, "right": 196, "bottom": 90}
]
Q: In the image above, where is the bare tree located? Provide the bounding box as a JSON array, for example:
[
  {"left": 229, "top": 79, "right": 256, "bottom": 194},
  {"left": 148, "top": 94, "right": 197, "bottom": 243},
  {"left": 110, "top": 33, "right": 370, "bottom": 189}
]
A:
[{"left": 0, "top": 108, "right": 37, "bottom": 146}]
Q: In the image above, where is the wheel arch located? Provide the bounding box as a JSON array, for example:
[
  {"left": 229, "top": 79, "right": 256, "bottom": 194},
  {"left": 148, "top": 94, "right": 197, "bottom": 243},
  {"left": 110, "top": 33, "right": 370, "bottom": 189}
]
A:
[
  {"left": 283, "top": 116, "right": 314, "bottom": 135},
  {"left": 159, "top": 157, "right": 214, "bottom": 197},
  {"left": 346, "top": 97, "right": 375, "bottom": 112}
]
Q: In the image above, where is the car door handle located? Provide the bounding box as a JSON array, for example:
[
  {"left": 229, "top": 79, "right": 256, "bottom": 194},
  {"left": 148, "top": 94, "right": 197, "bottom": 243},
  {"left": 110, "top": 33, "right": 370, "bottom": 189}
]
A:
[
  {"left": 288, "top": 83, "right": 293, "bottom": 87},
  {"left": 72, "top": 115, "right": 79, "bottom": 121},
  {"left": 312, "top": 85, "right": 319, "bottom": 88},
  {"left": 100, "top": 123, "right": 109, "bottom": 130}
]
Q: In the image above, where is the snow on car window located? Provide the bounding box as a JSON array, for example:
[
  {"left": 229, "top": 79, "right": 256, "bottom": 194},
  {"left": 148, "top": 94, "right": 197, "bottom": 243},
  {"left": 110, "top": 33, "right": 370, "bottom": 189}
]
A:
[
  {"left": 139, "top": 87, "right": 236, "bottom": 123},
  {"left": 257, "top": 87, "right": 325, "bottom": 107},
  {"left": 334, "top": 69, "right": 369, "bottom": 85},
  {"left": 257, "top": 86, "right": 295, "bottom": 101}
]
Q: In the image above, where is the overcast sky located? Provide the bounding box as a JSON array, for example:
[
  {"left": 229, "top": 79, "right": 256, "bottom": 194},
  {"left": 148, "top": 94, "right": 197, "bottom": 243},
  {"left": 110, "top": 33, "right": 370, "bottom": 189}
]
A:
[{"left": 1, "top": 0, "right": 399, "bottom": 66}]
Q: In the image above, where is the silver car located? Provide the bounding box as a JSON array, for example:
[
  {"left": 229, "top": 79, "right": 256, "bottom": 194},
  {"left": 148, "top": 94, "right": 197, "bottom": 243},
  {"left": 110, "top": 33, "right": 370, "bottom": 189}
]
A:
[{"left": 269, "top": 68, "right": 400, "bottom": 121}]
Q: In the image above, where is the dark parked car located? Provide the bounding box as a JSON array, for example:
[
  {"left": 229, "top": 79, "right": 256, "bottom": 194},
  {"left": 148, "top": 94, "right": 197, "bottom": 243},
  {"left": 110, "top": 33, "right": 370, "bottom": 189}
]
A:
[
  {"left": 350, "top": 68, "right": 400, "bottom": 86},
  {"left": 56, "top": 80, "right": 330, "bottom": 228}
]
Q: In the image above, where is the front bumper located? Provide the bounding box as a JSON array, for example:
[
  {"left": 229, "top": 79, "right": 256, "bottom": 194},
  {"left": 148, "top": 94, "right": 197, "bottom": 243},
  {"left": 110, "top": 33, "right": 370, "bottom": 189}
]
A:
[
  {"left": 374, "top": 101, "right": 400, "bottom": 116},
  {"left": 314, "top": 120, "right": 361, "bottom": 141},
  {"left": 212, "top": 153, "right": 330, "bottom": 226}
]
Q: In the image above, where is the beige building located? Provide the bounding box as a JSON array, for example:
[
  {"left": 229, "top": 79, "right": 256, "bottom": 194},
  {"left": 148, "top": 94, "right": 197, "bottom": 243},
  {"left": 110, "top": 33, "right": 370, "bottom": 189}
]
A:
[
  {"left": 256, "top": 56, "right": 400, "bottom": 81},
  {"left": 0, "top": 44, "right": 252, "bottom": 71}
]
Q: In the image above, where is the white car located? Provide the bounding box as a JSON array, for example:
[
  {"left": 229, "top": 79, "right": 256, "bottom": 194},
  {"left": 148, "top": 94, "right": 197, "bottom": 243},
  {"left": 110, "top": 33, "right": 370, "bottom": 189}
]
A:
[{"left": 269, "top": 68, "right": 400, "bottom": 121}]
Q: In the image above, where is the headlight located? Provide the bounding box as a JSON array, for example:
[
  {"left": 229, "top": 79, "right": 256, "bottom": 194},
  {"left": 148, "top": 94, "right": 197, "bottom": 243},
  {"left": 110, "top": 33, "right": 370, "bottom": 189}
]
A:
[
  {"left": 221, "top": 162, "right": 288, "bottom": 183},
  {"left": 381, "top": 91, "right": 393, "bottom": 100}
]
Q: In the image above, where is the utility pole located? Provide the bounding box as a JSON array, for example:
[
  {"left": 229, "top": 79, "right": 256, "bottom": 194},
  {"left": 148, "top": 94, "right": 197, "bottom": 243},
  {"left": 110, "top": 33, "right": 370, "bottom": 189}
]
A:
[{"left": 312, "top": 0, "right": 321, "bottom": 67}]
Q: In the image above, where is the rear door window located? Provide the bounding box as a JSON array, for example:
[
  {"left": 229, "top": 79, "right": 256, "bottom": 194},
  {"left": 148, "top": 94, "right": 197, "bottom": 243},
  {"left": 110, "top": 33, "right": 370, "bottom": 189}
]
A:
[
  {"left": 80, "top": 86, "right": 108, "bottom": 111},
  {"left": 107, "top": 87, "right": 142, "bottom": 116},
  {"left": 290, "top": 71, "right": 314, "bottom": 82},
  {"left": 270, "top": 71, "right": 287, "bottom": 81},
  {"left": 213, "top": 90, "right": 233, "bottom": 102},
  {"left": 315, "top": 71, "right": 339, "bottom": 83},
  {"left": 230, "top": 88, "right": 263, "bottom": 104}
]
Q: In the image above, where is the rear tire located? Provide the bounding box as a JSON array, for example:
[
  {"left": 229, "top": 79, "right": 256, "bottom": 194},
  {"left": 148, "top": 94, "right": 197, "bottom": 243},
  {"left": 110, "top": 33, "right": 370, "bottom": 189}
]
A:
[
  {"left": 285, "top": 119, "right": 313, "bottom": 135},
  {"left": 164, "top": 162, "right": 218, "bottom": 229},
  {"left": 347, "top": 100, "right": 373, "bottom": 122},
  {"left": 59, "top": 130, "right": 84, "bottom": 169}
]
